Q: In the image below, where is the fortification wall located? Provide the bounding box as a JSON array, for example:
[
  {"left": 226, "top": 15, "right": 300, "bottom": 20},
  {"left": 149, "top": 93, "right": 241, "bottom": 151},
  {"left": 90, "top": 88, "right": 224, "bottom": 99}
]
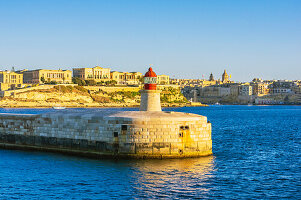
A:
[{"left": 0, "top": 111, "right": 212, "bottom": 158}]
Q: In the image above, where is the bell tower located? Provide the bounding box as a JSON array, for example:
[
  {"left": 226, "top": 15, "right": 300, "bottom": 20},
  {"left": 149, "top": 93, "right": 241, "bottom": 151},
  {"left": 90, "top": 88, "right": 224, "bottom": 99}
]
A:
[
  {"left": 222, "top": 69, "right": 229, "bottom": 83},
  {"left": 209, "top": 73, "right": 214, "bottom": 81}
]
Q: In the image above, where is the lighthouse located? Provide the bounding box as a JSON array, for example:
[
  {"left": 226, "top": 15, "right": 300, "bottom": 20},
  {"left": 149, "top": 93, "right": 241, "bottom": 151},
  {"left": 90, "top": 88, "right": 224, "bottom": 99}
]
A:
[{"left": 139, "top": 67, "right": 162, "bottom": 111}]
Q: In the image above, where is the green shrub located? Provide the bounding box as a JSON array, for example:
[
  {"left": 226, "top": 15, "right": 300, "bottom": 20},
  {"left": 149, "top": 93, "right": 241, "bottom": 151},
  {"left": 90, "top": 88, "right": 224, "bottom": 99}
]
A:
[
  {"left": 74, "top": 86, "right": 88, "bottom": 93},
  {"left": 85, "top": 80, "right": 97, "bottom": 86},
  {"left": 72, "top": 77, "right": 86, "bottom": 86}
]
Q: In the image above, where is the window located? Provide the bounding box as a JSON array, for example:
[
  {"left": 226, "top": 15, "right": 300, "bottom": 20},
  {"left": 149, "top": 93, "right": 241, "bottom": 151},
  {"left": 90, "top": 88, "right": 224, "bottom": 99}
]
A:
[
  {"left": 180, "top": 125, "right": 189, "bottom": 130},
  {"left": 113, "top": 132, "right": 118, "bottom": 137},
  {"left": 121, "top": 125, "right": 127, "bottom": 131}
]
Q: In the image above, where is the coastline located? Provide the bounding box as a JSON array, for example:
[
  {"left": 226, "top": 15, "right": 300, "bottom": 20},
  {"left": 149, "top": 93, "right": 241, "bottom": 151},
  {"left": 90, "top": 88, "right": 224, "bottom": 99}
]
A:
[
  {"left": 0, "top": 85, "right": 202, "bottom": 108},
  {"left": 1, "top": 102, "right": 300, "bottom": 108},
  {"left": 0, "top": 101, "right": 208, "bottom": 108}
]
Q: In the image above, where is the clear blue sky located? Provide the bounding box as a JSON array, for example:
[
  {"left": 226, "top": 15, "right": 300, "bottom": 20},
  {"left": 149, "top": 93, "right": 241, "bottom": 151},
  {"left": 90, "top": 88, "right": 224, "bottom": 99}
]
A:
[{"left": 0, "top": 0, "right": 300, "bottom": 81}]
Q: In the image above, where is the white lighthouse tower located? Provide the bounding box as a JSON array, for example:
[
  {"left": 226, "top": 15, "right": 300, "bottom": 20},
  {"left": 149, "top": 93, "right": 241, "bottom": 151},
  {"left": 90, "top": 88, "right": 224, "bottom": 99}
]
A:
[{"left": 139, "top": 67, "right": 162, "bottom": 111}]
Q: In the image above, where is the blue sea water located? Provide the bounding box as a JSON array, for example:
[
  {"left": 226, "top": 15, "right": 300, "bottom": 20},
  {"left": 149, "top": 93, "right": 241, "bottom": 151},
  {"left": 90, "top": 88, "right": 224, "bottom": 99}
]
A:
[{"left": 0, "top": 106, "right": 300, "bottom": 199}]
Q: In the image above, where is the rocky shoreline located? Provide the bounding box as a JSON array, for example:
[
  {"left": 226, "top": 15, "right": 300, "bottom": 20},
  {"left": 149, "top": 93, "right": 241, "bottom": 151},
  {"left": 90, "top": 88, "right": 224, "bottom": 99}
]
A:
[
  {"left": 0, "top": 85, "right": 208, "bottom": 108},
  {"left": 0, "top": 99, "right": 207, "bottom": 108}
]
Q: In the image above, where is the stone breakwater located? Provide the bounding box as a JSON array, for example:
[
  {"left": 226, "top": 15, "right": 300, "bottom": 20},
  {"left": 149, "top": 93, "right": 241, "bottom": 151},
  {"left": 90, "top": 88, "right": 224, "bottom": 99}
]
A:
[{"left": 0, "top": 111, "right": 212, "bottom": 159}]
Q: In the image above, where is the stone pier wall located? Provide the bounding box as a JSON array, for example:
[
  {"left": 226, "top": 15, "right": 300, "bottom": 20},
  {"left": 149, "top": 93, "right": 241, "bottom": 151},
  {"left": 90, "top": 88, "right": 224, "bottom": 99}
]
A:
[{"left": 0, "top": 111, "right": 212, "bottom": 158}]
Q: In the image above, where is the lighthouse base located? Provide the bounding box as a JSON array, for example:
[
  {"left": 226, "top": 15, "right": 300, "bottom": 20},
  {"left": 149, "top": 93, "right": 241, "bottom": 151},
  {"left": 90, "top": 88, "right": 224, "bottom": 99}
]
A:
[
  {"left": 140, "top": 90, "right": 162, "bottom": 111},
  {"left": 0, "top": 110, "right": 212, "bottom": 159}
]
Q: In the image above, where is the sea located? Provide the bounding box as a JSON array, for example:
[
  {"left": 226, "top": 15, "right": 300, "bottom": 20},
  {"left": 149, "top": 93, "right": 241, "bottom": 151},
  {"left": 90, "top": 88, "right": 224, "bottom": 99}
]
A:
[{"left": 0, "top": 106, "right": 300, "bottom": 199}]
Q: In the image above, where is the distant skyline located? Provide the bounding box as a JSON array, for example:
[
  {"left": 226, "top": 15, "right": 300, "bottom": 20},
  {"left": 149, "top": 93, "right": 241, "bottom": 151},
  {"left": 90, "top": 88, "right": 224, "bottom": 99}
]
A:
[{"left": 0, "top": 0, "right": 300, "bottom": 82}]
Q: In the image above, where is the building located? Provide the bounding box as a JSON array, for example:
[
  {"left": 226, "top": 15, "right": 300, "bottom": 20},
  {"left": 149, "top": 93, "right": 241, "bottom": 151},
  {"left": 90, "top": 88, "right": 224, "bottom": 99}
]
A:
[
  {"left": 198, "top": 86, "right": 228, "bottom": 97},
  {"left": 292, "top": 85, "right": 301, "bottom": 94},
  {"left": 222, "top": 69, "right": 229, "bottom": 83},
  {"left": 73, "top": 66, "right": 111, "bottom": 82},
  {"left": 219, "top": 87, "right": 231, "bottom": 96},
  {"left": 170, "top": 70, "right": 233, "bottom": 87},
  {"left": 252, "top": 82, "right": 270, "bottom": 96},
  {"left": 229, "top": 84, "right": 240, "bottom": 96},
  {"left": 239, "top": 84, "right": 252, "bottom": 96},
  {"left": 110, "top": 71, "right": 142, "bottom": 85},
  {"left": 209, "top": 73, "right": 214, "bottom": 81},
  {"left": 157, "top": 74, "right": 170, "bottom": 85},
  {"left": 22, "top": 69, "right": 72, "bottom": 84},
  {"left": 170, "top": 78, "right": 219, "bottom": 88},
  {"left": 252, "top": 78, "right": 263, "bottom": 83},
  {"left": 272, "top": 88, "right": 293, "bottom": 94},
  {"left": 272, "top": 80, "right": 294, "bottom": 88},
  {"left": 0, "top": 71, "right": 23, "bottom": 91},
  {"left": 254, "top": 98, "right": 278, "bottom": 105},
  {"left": 270, "top": 80, "right": 295, "bottom": 94}
]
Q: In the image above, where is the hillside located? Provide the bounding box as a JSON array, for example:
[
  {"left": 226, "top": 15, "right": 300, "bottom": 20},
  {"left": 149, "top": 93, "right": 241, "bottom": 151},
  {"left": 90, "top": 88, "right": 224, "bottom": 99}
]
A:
[{"left": 0, "top": 85, "right": 197, "bottom": 108}]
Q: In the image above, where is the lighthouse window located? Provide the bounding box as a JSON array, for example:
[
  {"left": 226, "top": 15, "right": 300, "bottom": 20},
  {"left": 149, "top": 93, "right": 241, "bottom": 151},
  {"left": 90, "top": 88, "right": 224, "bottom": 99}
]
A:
[{"left": 144, "top": 77, "right": 157, "bottom": 84}]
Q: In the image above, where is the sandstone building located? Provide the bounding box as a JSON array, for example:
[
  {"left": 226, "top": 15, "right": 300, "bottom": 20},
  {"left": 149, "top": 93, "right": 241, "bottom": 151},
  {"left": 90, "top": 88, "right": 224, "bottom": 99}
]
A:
[
  {"left": 209, "top": 73, "right": 214, "bottom": 81},
  {"left": 0, "top": 71, "right": 23, "bottom": 91},
  {"left": 22, "top": 69, "right": 72, "bottom": 84},
  {"left": 239, "top": 84, "right": 253, "bottom": 96},
  {"left": 252, "top": 82, "right": 269, "bottom": 96},
  {"left": 157, "top": 74, "right": 170, "bottom": 85},
  {"left": 73, "top": 66, "right": 111, "bottom": 83},
  {"left": 110, "top": 71, "right": 143, "bottom": 85},
  {"left": 222, "top": 69, "right": 230, "bottom": 83}
]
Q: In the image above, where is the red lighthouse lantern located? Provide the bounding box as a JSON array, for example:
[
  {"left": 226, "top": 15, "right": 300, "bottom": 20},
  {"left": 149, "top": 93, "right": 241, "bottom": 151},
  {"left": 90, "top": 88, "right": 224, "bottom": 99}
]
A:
[{"left": 144, "top": 67, "right": 157, "bottom": 90}]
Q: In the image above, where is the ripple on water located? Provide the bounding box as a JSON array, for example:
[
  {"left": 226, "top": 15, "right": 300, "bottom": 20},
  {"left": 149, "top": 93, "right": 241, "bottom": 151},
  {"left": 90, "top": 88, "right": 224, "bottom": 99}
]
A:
[{"left": 0, "top": 106, "right": 300, "bottom": 199}]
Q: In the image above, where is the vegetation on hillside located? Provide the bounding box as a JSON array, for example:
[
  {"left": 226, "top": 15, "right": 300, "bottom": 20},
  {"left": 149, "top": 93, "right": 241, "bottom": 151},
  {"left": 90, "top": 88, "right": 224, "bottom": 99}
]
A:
[
  {"left": 72, "top": 77, "right": 117, "bottom": 86},
  {"left": 1, "top": 85, "right": 189, "bottom": 107},
  {"left": 54, "top": 85, "right": 89, "bottom": 95},
  {"left": 160, "top": 87, "right": 188, "bottom": 103}
]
